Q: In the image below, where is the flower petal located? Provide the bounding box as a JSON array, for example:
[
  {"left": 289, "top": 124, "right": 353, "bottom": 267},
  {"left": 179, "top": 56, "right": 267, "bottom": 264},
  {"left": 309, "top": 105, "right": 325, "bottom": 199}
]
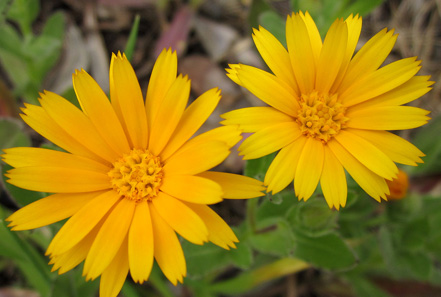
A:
[
  {"left": 6, "top": 191, "right": 105, "bottom": 230},
  {"left": 110, "top": 52, "right": 148, "bottom": 149},
  {"left": 150, "top": 204, "right": 186, "bottom": 285},
  {"left": 160, "top": 174, "right": 223, "bottom": 204},
  {"left": 19, "top": 104, "right": 101, "bottom": 162},
  {"left": 239, "top": 121, "right": 300, "bottom": 160},
  {"left": 148, "top": 75, "right": 190, "bottom": 155},
  {"left": 6, "top": 167, "right": 110, "bottom": 193},
  {"left": 294, "top": 138, "right": 324, "bottom": 201},
  {"left": 320, "top": 146, "right": 347, "bottom": 210},
  {"left": 39, "top": 91, "right": 119, "bottom": 163},
  {"left": 349, "top": 129, "right": 424, "bottom": 166},
  {"left": 252, "top": 26, "right": 299, "bottom": 94},
  {"left": 183, "top": 202, "right": 238, "bottom": 249},
  {"left": 315, "top": 18, "right": 348, "bottom": 94},
  {"left": 160, "top": 88, "right": 221, "bottom": 160},
  {"left": 197, "top": 171, "right": 265, "bottom": 199},
  {"left": 286, "top": 12, "right": 318, "bottom": 94},
  {"left": 2, "top": 147, "right": 109, "bottom": 173},
  {"left": 84, "top": 198, "right": 135, "bottom": 281},
  {"left": 335, "top": 129, "right": 398, "bottom": 180},
  {"left": 152, "top": 192, "right": 208, "bottom": 245},
  {"left": 46, "top": 190, "right": 120, "bottom": 256},
  {"left": 341, "top": 57, "right": 422, "bottom": 106},
  {"left": 234, "top": 65, "right": 299, "bottom": 116},
  {"left": 99, "top": 236, "right": 129, "bottom": 297},
  {"left": 145, "top": 49, "right": 178, "bottom": 128},
  {"left": 338, "top": 28, "right": 397, "bottom": 94},
  {"left": 221, "top": 106, "right": 294, "bottom": 133},
  {"left": 73, "top": 69, "right": 130, "bottom": 155},
  {"left": 328, "top": 139, "right": 389, "bottom": 201},
  {"left": 265, "top": 136, "right": 307, "bottom": 194},
  {"left": 346, "top": 106, "right": 430, "bottom": 130},
  {"left": 128, "top": 201, "right": 154, "bottom": 284}
]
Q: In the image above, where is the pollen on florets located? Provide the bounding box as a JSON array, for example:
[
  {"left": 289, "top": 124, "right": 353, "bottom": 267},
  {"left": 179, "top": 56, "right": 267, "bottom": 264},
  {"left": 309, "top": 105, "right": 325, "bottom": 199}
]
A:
[
  {"left": 108, "top": 149, "right": 163, "bottom": 202},
  {"left": 296, "top": 91, "right": 348, "bottom": 143}
]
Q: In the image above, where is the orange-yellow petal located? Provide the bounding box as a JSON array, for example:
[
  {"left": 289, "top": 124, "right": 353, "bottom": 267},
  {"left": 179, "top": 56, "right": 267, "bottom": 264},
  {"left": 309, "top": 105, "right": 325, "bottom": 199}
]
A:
[{"left": 320, "top": 146, "right": 347, "bottom": 210}]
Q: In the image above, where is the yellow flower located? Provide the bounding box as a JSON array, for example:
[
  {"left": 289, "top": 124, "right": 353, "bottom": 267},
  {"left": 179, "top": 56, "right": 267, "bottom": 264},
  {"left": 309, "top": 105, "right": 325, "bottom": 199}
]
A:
[
  {"left": 3, "top": 49, "right": 265, "bottom": 297},
  {"left": 222, "top": 12, "right": 432, "bottom": 210}
]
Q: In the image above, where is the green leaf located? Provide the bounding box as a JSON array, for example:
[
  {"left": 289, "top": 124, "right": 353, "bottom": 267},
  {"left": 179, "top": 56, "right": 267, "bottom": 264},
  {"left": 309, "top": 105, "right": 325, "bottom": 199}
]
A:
[
  {"left": 401, "top": 216, "right": 429, "bottom": 251},
  {"left": 229, "top": 240, "right": 254, "bottom": 269},
  {"left": 0, "top": 117, "right": 31, "bottom": 149},
  {"left": 0, "top": 207, "right": 53, "bottom": 296},
  {"left": 6, "top": 0, "right": 40, "bottom": 36},
  {"left": 397, "top": 251, "right": 432, "bottom": 281},
  {"left": 342, "top": 0, "right": 385, "bottom": 17},
  {"left": 256, "top": 190, "right": 297, "bottom": 222},
  {"left": 124, "top": 14, "right": 140, "bottom": 62},
  {"left": 41, "top": 11, "right": 65, "bottom": 39},
  {"left": 293, "top": 231, "right": 357, "bottom": 269},
  {"left": 345, "top": 274, "right": 393, "bottom": 297},
  {"left": 248, "top": 0, "right": 273, "bottom": 31},
  {"left": 249, "top": 219, "right": 295, "bottom": 256},
  {"left": 244, "top": 152, "right": 276, "bottom": 180},
  {"left": 408, "top": 115, "right": 441, "bottom": 175},
  {"left": 258, "top": 11, "right": 286, "bottom": 47}
]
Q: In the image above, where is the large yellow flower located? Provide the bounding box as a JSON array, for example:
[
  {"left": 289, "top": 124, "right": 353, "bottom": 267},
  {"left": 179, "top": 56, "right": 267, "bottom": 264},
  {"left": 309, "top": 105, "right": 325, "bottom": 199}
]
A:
[
  {"left": 222, "top": 12, "right": 432, "bottom": 209},
  {"left": 3, "top": 49, "right": 264, "bottom": 297}
]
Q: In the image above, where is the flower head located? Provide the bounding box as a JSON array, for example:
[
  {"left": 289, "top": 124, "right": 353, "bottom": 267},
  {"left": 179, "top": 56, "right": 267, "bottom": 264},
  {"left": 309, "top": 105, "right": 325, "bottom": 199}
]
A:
[
  {"left": 386, "top": 169, "right": 409, "bottom": 200},
  {"left": 4, "top": 49, "right": 264, "bottom": 297},
  {"left": 222, "top": 11, "right": 432, "bottom": 209}
]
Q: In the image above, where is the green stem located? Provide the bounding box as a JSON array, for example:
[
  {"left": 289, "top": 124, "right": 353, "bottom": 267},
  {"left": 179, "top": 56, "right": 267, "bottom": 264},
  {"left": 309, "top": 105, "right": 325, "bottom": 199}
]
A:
[{"left": 246, "top": 198, "right": 259, "bottom": 233}]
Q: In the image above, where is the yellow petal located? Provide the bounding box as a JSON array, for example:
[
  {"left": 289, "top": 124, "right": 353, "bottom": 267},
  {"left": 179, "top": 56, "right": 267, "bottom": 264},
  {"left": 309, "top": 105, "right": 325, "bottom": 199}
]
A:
[
  {"left": 179, "top": 125, "right": 242, "bottom": 149},
  {"left": 320, "top": 146, "right": 347, "bottom": 210},
  {"left": 6, "top": 167, "right": 110, "bottom": 193},
  {"left": 286, "top": 13, "right": 317, "bottom": 94},
  {"left": 46, "top": 190, "right": 120, "bottom": 256},
  {"left": 350, "top": 76, "right": 434, "bottom": 109},
  {"left": 39, "top": 91, "right": 119, "bottom": 162},
  {"left": 221, "top": 106, "right": 294, "bottom": 133},
  {"left": 163, "top": 140, "right": 230, "bottom": 176},
  {"left": 150, "top": 204, "right": 186, "bottom": 285},
  {"left": 6, "top": 191, "right": 105, "bottom": 230},
  {"left": 73, "top": 69, "right": 130, "bottom": 155},
  {"left": 335, "top": 130, "right": 398, "bottom": 180},
  {"left": 299, "top": 11, "right": 322, "bottom": 64},
  {"left": 183, "top": 202, "right": 238, "bottom": 249},
  {"left": 128, "top": 202, "right": 154, "bottom": 284},
  {"left": 341, "top": 57, "right": 422, "bottom": 106},
  {"left": 338, "top": 28, "right": 397, "bottom": 94},
  {"left": 346, "top": 106, "right": 430, "bottom": 130},
  {"left": 234, "top": 64, "right": 299, "bottom": 116},
  {"left": 148, "top": 75, "right": 190, "bottom": 156},
  {"left": 252, "top": 26, "right": 299, "bottom": 94},
  {"left": 328, "top": 139, "right": 389, "bottom": 201},
  {"left": 2, "top": 147, "right": 109, "bottom": 173},
  {"left": 152, "top": 192, "right": 208, "bottom": 245},
  {"left": 349, "top": 129, "right": 424, "bottom": 166},
  {"left": 160, "top": 174, "right": 223, "bottom": 204},
  {"left": 145, "top": 49, "right": 178, "bottom": 128},
  {"left": 294, "top": 138, "right": 324, "bottom": 200},
  {"left": 198, "top": 171, "right": 265, "bottom": 199},
  {"left": 110, "top": 52, "right": 148, "bottom": 149},
  {"left": 226, "top": 64, "right": 243, "bottom": 86},
  {"left": 265, "top": 136, "right": 307, "bottom": 194},
  {"left": 161, "top": 88, "right": 221, "bottom": 160},
  {"left": 239, "top": 121, "right": 300, "bottom": 160},
  {"left": 330, "top": 14, "right": 362, "bottom": 93},
  {"left": 83, "top": 198, "right": 135, "bottom": 281},
  {"left": 315, "top": 18, "right": 348, "bottom": 94},
  {"left": 99, "top": 236, "right": 129, "bottom": 297},
  {"left": 19, "top": 104, "right": 102, "bottom": 163},
  {"left": 50, "top": 221, "right": 101, "bottom": 274}
]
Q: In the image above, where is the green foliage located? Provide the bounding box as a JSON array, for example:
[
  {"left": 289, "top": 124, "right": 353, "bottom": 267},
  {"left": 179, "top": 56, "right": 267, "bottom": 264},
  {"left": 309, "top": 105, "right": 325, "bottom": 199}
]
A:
[
  {"left": 0, "top": 0, "right": 65, "bottom": 104},
  {"left": 124, "top": 15, "right": 141, "bottom": 62}
]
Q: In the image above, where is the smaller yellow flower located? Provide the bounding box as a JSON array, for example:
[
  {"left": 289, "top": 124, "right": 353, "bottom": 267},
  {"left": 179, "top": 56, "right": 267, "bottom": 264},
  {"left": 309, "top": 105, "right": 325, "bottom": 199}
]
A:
[
  {"left": 222, "top": 11, "right": 432, "bottom": 209},
  {"left": 4, "top": 49, "right": 265, "bottom": 297}
]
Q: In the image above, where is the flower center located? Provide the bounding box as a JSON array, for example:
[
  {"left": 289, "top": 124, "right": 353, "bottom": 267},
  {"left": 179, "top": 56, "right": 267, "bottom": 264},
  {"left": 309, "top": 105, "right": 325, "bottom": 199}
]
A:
[
  {"left": 296, "top": 91, "right": 348, "bottom": 143},
  {"left": 108, "top": 149, "right": 163, "bottom": 202}
]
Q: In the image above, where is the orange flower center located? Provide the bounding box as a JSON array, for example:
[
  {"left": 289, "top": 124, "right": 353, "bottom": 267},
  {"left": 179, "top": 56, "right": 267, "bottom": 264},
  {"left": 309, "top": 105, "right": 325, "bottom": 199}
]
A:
[
  {"left": 108, "top": 149, "right": 163, "bottom": 202},
  {"left": 296, "top": 91, "right": 348, "bottom": 143}
]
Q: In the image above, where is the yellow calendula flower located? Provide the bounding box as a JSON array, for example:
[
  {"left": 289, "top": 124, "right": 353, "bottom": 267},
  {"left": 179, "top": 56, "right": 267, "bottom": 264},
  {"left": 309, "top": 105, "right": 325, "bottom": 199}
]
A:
[
  {"left": 222, "top": 11, "right": 432, "bottom": 209},
  {"left": 3, "top": 49, "right": 264, "bottom": 297}
]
